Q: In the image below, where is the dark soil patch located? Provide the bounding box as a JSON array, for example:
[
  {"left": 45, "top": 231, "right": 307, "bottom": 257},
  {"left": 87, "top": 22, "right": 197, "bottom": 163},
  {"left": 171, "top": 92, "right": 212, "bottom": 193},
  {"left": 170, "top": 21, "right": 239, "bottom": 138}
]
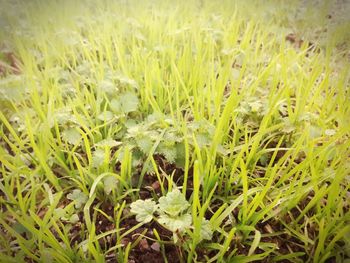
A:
[
  {"left": 120, "top": 218, "right": 181, "bottom": 263},
  {"left": 139, "top": 154, "right": 194, "bottom": 200}
]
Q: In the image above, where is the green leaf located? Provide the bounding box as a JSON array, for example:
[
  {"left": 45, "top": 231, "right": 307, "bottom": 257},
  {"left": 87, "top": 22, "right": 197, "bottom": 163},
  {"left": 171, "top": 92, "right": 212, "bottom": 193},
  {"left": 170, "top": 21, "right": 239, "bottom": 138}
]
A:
[
  {"left": 175, "top": 142, "right": 186, "bottom": 168},
  {"left": 92, "top": 149, "right": 105, "bottom": 168},
  {"left": 54, "top": 108, "right": 72, "bottom": 125},
  {"left": 126, "top": 124, "right": 143, "bottom": 137},
  {"left": 125, "top": 119, "right": 138, "bottom": 128},
  {"left": 158, "top": 213, "right": 192, "bottom": 232},
  {"left": 13, "top": 222, "right": 30, "bottom": 236},
  {"left": 98, "top": 80, "right": 116, "bottom": 94},
  {"left": 249, "top": 100, "right": 263, "bottom": 113},
  {"left": 164, "top": 129, "right": 183, "bottom": 143},
  {"left": 158, "top": 188, "right": 190, "bottom": 216},
  {"left": 248, "top": 230, "right": 261, "bottom": 256},
  {"left": 110, "top": 98, "right": 122, "bottom": 113},
  {"left": 200, "top": 218, "right": 213, "bottom": 241},
  {"left": 157, "top": 142, "right": 177, "bottom": 163},
  {"left": 259, "top": 153, "right": 269, "bottom": 166},
  {"left": 97, "top": 111, "right": 114, "bottom": 121},
  {"left": 217, "top": 144, "right": 230, "bottom": 156},
  {"left": 146, "top": 112, "right": 164, "bottom": 123},
  {"left": 54, "top": 207, "right": 68, "bottom": 219},
  {"left": 116, "top": 75, "right": 138, "bottom": 88},
  {"left": 62, "top": 128, "right": 81, "bottom": 145},
  {"left": 0, "top": 75, "right": 24, "bottom": 101},
  {"left": 131, "top": 149, "right": 144, "bottom": 168},
  {"left": 130, "top": 199, "right": 157, "bottom": 223},
  {"left": 136, "top": 137, "right": 153, "bottom": 154},
  {"left": 143, "top": 160, "right": 156, "bottom": 174},
  {"left": 120, "top": 92, "right": 139, "bottom": 113},
  {"left": 195, "top": 133, "right": 211, "bottom": 148},
  {"left": 281, "top": 119, "right": 296, "bottom": 133},
  {"left": 103, "top": 175, "right": 118, "bottom": 195},
  {"left": 69, "top": 214, "right": 80, "bottom": 224},
  {"left": 67, "top": 189, "right": 88, "bottom": 209},
  {"left": 95, "top": 139, "right": 122, "bottom": 148}
]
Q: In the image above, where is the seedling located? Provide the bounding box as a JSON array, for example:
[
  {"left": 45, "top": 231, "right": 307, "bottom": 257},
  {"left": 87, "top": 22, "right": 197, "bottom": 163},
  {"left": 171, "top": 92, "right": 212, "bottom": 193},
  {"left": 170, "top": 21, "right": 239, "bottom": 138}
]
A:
[{"left": 130, "top": 188, "right": 213, "bottom": 243}]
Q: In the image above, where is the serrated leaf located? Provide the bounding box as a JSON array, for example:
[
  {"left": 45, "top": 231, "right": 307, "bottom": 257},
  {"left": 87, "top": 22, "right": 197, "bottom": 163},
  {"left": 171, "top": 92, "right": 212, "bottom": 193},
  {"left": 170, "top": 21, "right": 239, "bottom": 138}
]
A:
[
  {"left": 103, "top": 175, "right": 118, "bottom": 195},
  {"left": 188, "top": 120, "right": 201, "bottom": 130},
  {"left": 146, "top": 112, "right": 164, "bottom": 123},
  {"left": 164, "top": 130, "right": 183, "bottom": 143},
  {"left": 158, "top": 213, "right": 192, "bottom": 232},
  {"left": 200, "top": 218, "right": 213, "bottom": 240},
  {"left": 62, "top": 128, "right": 81, "bottom": 145},
  {"left": 130, "top": 199, "right": 157, "bottom": 223},
  {"left": 249, "top": 100, "right": 262, "bottom": 113},
  {"left": 282, "top": 123, "right": 296, "bottom": 134},
  {"left": 110, "top": 98, "right": 122, "bottom": 113},
  {"left": 97, "top": 111, "right": 114, "bottom": 121},
  {"left": 92, "top": 149, "right": 105, "bottom": 168},
  {"left": 157, "top": 143, "right": 177, "bottom": 163},
  {"left": 120, "top": 92, "right": 139, "bottom": 113},
  {"left": 143, "top": 160, "right": 156, "bottom": 174},
  {"left": 158, "top": 188, "right": 190, "bottom": 216},
  {"left": 95, "top": 139, "right": 122, "bottom": 148},
  {"left": 98, "top": 80, "right": 116, "bottom": 94},
  {"left": 136, "top": 137, "right": 153, "bottom": 154},
  {"left": 67, "top": 189, "right": 88, "bottom": 209},
  {"left": 117, "top": 75, "right": 138, "bottom": 88},
  {"left": 126, "top": 124, "right": 142, "bottom": 138},
  {"left": 69, "top": 214, "right": 80, "bottom": 224},
  {"left": 131, "top": 149, "right": 144, "bottom": 168},
  {"left": 54, "top": 108, "right": 72, "bottom": 125},
  {"left": 195, "top": 133, "right": 211, "bottom": 148},
  {"left": 54, "top": 207, "right": 67, "bottom": 219},
  {"left": 125, "top": 119, "right": 138, "bottom": 128}
]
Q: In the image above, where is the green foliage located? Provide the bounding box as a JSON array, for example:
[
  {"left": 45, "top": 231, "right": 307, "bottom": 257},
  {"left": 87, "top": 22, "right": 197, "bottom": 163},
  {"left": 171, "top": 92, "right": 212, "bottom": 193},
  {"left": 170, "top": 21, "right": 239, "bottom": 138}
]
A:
[
  {"left": 94, "top": 139, "right": 122, "bottom": 148},
  {"left": 158, "top": 188, "right": 190, "bottom": 217},
  {"left": 103, "top": 175, "right": 119, "bottom": 195},
  {"left": 54, "top": 207, "right": 80, "bottom": 224},
  {"left": 120, "top": 92, "right": 139, "bottom": 113},
  {"left": 67, "top": 189, "right": 88, "bottom": 209},
  {"left": 158, "top": 213, "right": 192, "bottom": 232},
  {"left": 130, "top": 199, "right": 158, "bottom": 223},
  {"left": 0, "top": 75, "right": 25, "bottom": 101},
  {"left": 0, "top": 0, "right": 349, "bottom": 262},
  {"left": 156, "top": 141, "right": 177, "bottom": 163},
  {"left": 97, "top": 111, "right": 114, "bottom": 122},
  {"left": 130, "top": 188, "right": 213, "bottom": 243},
  {"left": 62, "top": 128, "right": 81, "bottom": 145},
  {"left": 92, "top": 149, "right": 105, "bottom": 168}
]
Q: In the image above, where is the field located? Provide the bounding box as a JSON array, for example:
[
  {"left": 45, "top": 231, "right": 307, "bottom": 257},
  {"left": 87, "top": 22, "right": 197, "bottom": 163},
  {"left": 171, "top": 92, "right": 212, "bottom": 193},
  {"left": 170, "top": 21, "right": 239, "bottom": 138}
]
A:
[{"left": 0, "top": 0, "right": 350, "bottom": 262}]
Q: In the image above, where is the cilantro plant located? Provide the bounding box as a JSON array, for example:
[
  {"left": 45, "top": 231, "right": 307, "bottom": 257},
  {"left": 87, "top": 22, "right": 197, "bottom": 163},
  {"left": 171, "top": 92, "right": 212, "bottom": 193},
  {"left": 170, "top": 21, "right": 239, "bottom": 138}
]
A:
[
  {"left": 67, "top": 189, "right": 88, "bottom": 209},
  {"left": 130, "top": 188, "right": 213, "bottom": 243}
]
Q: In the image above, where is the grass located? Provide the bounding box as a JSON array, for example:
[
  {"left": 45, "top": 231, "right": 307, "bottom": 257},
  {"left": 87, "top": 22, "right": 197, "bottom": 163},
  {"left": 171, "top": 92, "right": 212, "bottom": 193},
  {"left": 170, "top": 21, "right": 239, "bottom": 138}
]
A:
[{"left": 0, "top": 0, "right": 349, "bottom": 262}]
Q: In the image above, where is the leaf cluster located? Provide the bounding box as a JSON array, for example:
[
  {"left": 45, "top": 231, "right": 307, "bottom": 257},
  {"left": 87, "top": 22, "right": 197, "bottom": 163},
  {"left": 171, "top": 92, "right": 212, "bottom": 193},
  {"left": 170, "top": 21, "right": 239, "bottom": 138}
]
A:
[{"left": 130, "top": 188, "right": 213, "bottom": 243}]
